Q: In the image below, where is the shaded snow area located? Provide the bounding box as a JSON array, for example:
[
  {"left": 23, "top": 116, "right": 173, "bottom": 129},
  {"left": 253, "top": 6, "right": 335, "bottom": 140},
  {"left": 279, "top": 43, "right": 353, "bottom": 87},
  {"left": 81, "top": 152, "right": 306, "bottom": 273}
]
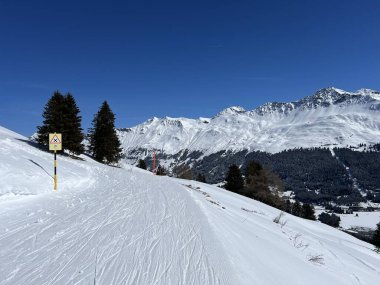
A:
[{"left": 1, "top": 126, "right": 380, "bottom": 284}]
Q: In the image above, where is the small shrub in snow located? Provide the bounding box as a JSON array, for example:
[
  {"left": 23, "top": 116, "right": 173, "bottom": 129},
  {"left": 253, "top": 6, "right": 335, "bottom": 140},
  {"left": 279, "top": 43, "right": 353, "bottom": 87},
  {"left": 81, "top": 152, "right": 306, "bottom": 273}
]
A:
[
  {"left": 292, "top": 233, "right": 309, "bottom": 250},
  {"left": 273, "top": 211, "right": 287, "bottom": 227},
  {"left": 308, "top": 254, "right": 325, "bottom": 265}
]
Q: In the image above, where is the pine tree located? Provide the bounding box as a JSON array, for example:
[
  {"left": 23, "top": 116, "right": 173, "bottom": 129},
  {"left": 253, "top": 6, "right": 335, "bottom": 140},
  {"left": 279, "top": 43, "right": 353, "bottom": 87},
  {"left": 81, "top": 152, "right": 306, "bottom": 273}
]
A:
[
  {"left": 196, "top": 173, "right": 207, "bottom": 183},
  {"left": 318, "top": 212, "right": 340, "bottom": 228},
  {"left": 36, "top": 91, "right": 65, "bottom": 149},
  {"left": 156, "top": 165, "right": 167, "bottom": 176},
  {"left": 374, "top": 222, "right": 380, "bottom": 252},
  {"left": 292, "top": 201, "right": 302, "bottom": 217},
  {"left": 88, "top": 101, "right": 122, "bottom": 164},
  {"left": 302, "top": 203, "right": 316, "bottom": 220},
  {"left": 245, "top": 160, "right": 263, "bottom": 184},
  {"left": 36, "top": 91, "right": 84, "bottom": 155},
  {"left": 225, "top": 164, "right": 244, "bottom": 193},
  {"left": 285, "top": 200, "right": 292, "bottom": 214},
  {"left": 137, "top": 159, "right": 147, "bottom": 170},
  {"left": 62, "top": 93, "right": 84, "bottom": 155}
]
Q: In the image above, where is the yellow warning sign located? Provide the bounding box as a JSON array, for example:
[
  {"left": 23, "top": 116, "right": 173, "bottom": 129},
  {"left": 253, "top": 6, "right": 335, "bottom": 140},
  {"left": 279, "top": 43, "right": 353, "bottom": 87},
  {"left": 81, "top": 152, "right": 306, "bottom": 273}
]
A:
[{"left": 49, "top": 133, "right": 62, "bottom": 151}]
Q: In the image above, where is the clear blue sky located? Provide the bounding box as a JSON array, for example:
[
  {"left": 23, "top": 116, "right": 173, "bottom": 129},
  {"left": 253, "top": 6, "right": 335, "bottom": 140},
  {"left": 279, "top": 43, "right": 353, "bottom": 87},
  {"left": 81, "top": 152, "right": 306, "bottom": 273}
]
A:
[{"left": 1, "top": 0, "right": 380, "bottom": 135}]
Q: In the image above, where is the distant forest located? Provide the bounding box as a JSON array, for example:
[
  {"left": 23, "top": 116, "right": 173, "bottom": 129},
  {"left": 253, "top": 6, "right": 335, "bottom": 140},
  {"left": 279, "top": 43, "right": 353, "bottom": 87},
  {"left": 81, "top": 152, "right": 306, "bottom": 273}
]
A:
[{"left": 189, "top": 147, "right": 380, "bottom": 205}]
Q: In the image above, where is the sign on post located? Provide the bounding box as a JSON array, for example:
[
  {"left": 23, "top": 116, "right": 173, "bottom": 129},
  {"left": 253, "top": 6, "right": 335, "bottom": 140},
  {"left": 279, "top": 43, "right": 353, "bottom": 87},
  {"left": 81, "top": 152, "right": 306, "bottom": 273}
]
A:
[
  {"left": 49, "top": 133, "right": 62, "bottom": 151},
  {"left": 49, "top": 133, "right": 62, "bottom": 191}
]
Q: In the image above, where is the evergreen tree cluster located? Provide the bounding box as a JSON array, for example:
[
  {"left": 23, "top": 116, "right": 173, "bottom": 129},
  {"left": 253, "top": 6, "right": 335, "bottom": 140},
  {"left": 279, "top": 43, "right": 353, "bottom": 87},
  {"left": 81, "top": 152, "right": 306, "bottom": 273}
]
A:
[
  {"left": 284, "top": 200, "right": 316, "bottom": 220},
  {"left": 270, "top": 148, "right": 352, "bottom": 204},
  {"left": 156, "top": 165, "right": 167, "bottom": 176},
  {"left": 196, "top": 173, "right": 207, "bottom": 183},
  {"left": 318, "top": 212, "right": 341, "bottom": 227},
  {"left": 334, "top": 148, "right": 380, "bottom": 193},
  {"left": 137, "top": 159, "right": 147, "bottom": 170},
  {"left": 191, "top": 147, "right": 379, "bottom": 205},
  {"left": 374, "top": 223, "right": 380, "bottom": 252},
  {"left": 223, "top": 161, "right": 316, "bottom": 220},
  {"left": 37, "top": 92, "right": 122, "bottom": 164},
  {"left": 37, "top": 91, "right": 84, "bottom": 155}
]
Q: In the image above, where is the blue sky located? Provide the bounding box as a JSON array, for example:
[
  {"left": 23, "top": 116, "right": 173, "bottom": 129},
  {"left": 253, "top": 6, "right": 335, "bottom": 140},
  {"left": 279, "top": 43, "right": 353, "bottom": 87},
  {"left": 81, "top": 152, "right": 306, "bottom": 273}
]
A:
[{"left": 1, "top": 0, "right": 380, "bottom": 135}]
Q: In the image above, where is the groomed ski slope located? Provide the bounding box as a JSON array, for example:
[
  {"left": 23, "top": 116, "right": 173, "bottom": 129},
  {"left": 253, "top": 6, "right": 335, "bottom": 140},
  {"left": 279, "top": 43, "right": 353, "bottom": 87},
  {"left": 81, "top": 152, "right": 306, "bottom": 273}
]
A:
[{"left": 1, "top": 126, "right": 380, "bottom": 285}]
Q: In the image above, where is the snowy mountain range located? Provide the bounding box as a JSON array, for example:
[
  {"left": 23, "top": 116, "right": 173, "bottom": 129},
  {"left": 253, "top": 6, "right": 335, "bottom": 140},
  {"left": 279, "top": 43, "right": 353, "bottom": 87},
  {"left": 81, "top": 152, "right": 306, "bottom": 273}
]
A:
[
  {"left": 1, "top": 125, "right": 380, "bottom": 284},
  {"left": 119, "top": 87, "right": 380, "bottom": 159}
]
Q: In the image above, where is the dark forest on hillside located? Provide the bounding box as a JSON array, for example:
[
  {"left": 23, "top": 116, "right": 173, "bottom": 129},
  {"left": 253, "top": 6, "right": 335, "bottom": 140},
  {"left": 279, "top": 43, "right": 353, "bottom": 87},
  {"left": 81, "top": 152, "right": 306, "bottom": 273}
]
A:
[{"left": 189, "top": 147, "right": 380, "bottom": 205}]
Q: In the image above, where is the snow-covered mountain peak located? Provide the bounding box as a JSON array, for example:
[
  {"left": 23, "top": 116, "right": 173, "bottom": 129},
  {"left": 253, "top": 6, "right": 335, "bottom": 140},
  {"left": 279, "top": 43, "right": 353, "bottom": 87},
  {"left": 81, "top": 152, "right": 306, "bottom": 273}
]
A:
[
  {"left": 296, "top": 86, "right": 380, "bottom": 110},
  {"left": 355, "top": 88, "right": 380, "bottom": 100},
  {"left": 217, "top": 106, "right": 246, "bottom": 116},
  {"left": 118, "top": 87, "right": 380, "bottom": 155},
  {"left": 252, "top": 87, "right": 368, "bottom": 116},
  {"left": 356, "top": 88, "right": 379, "bottom": 95},
  {"left": 253, "top": 101, "right": 295, "bottom": 115}
]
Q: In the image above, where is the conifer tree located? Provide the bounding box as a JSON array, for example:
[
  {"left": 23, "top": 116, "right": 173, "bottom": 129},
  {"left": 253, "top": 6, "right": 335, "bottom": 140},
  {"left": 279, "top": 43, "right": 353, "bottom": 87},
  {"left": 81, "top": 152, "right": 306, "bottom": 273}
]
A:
[
  {"left": 62, "top": 93, "right": 84, "bottom": 155},
  {"left": 36, "top": 91, "right": 65, "bottom": 149},
  {"left": 245, "top": 160, "right": 263, "bottom": 184},
  {"left": 137, "top": 159, "right": 147, "bottom": 170},
  {"left": 156, "top": 165, "right": 167, "bottom": 176},
  {"left": 302, "top": 203, "right": 316, "bottom": 220},
  {"left": 285, "top": 200, "right": 292, "bottom": 214},
  {"left": 88, "top": 101, "right": 122, "bottom": 164},
  {"left": 196, "top": 173, "right": 207, "bottom": 183},
  {"left": 37, "top": 91, "right": 84, "bottom": 155},
  {"left": 318, "top": 212, "right": 340, "bottom": 227},
  {"left": 292, "top": 201, "right": 302, "bottom": 217},
  {"left": 225, "top": 164, "right": 244, "bottom": 193},
  {"left": 374, "top": 222, "right": 380, "bottom": 252}
]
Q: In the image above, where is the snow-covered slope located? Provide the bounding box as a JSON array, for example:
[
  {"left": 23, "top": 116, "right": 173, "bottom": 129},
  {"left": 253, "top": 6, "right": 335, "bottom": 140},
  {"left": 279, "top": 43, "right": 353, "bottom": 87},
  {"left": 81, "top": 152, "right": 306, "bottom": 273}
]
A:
[
  {"left": 182, "top": 181, "right": 380, "bottom": 284},
  {"left": 0, "top": 126, "right": 94, "bottom": 199},
  {"left": 1, "top": 126, "right": 380, "bottom": 284},
  {"left": 119, "top": 87, "right": 380, "bottom": 156}
]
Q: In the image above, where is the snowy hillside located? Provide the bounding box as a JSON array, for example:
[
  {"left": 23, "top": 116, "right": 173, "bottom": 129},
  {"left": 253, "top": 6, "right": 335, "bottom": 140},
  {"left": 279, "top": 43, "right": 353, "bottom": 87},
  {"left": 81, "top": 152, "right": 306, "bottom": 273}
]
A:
[
  {"left": 119, "top": 87, "right": 380, "bottom": 157},
  {"left": 1, "top": 126, "right": 380, "bottom": 284}
]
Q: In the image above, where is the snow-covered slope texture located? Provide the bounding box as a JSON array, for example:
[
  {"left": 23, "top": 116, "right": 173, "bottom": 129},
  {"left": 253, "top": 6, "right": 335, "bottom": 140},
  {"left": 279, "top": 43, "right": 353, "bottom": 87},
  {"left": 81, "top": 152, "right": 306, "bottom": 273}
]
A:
[
  {"left": 119, "top": 87, "right": 380, "bottom": 157},
  {"left": 1, "top": 126, "right": 380, "bottom": 285},
  {"left": 179, "top": 180, "right": 380, "bottom": 285},
  {"left": 0, "top": 126, "right": 94, "bottom": 199},
  {"left": 0, "top": 126, "right": 235, "bottom": 285}
]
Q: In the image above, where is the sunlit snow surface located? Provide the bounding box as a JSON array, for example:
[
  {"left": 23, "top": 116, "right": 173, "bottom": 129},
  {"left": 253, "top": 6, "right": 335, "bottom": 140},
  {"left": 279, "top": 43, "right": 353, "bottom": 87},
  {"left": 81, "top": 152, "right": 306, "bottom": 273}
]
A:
[{"left": 1, "top": 126, "right": 380, "bottom": 285}]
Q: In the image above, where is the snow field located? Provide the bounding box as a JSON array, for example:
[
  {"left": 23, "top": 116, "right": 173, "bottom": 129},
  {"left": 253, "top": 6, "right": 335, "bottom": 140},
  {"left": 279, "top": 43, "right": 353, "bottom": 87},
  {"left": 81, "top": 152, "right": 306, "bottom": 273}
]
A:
[
  {"left": 178, "top": 180, "right": 380, "bottom": 285},
  {"left": 1, "top": 126, "right": 380, "bottom": 285}
]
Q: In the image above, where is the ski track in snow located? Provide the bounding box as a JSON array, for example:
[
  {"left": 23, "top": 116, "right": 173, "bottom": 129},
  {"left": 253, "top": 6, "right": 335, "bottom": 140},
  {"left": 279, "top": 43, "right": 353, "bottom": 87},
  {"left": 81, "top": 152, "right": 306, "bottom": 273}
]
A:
[{"left": 0, "top": 167, "right": 235, "bottom": 285}]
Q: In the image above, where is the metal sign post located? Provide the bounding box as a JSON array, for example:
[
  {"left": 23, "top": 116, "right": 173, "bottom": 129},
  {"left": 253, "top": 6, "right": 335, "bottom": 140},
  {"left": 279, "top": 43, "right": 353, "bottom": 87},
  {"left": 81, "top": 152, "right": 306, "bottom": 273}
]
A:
[
  {"left": 152, "top": 150, "right": 156, "bottom": 175},
  {"left": 49, "top": 133, "right": 62, "bottom": 191}
]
